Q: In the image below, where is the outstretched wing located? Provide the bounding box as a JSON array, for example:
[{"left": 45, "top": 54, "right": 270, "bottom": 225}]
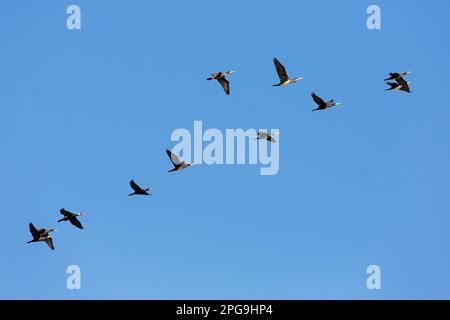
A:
[
  {"left": 217, "top": 77, "right": 230, "bottom": 95},
  {"left": 273, "top": 58, "right": 289, "bottom": 82},
  {"left": 311, "top": 93, "right": 325, "bottom": 106},
  {"left": 130, "top": 180, "right": 143, "bottom": 193},
  {"left": 396, "top": 77, "right": 410, "bottom": 92},
  {"left": 45, "top": 237, "right": 55, "bottom": 250},
  {"left": 166, "top": 149, "right": 182, "bottom": 166},
  {"left": 384, "top": 73, "right": 396, "bottom": 81},
  {"left": 386, "top": 82, "right": 397, "bottom": 88},
  {"left": 210, "top": 72, "right": 221, "bottom": 79},
  {"left": 29, "top": 223, "right": 38, "bottom": 237},
  {"left": 70, "top": 217, "right": 84, "bottom": 230},
  {"left": 60, "top": 208, "right": 74, "bottom": 217}
]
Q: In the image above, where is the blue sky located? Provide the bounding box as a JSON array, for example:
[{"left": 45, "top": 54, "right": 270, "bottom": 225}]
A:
[{"left": 1, "top": 0, "right": 450, "bottom": 299}]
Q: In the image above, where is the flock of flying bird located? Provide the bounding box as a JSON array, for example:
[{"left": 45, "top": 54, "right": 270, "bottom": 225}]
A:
[
  {"left": 27, "top": 58, "right": 413, "bottom": 250},
  {"left": 384, "top": 71, "right": 413, "bottom": 93}
]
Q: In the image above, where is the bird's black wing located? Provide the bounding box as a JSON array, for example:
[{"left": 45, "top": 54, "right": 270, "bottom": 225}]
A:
[
  {"left": 130, "top": 180, "right": 143, "bottom": 193},
  {"left": 217, "top": 77, "right": 230, "bottom": 95},
  {"left": 384, "top": 73, "right": 396, "bottom": 81},
  {"left": 395, "top": 77, "right": 410, "bottom": 92},
  {"left": 60, "top": 208, "right": 74, "bottom": 217},
  {"left": 29, "top": 223, "right": 39, "bottom": 237},
  {"left": 70, "top": 217, "right": 84, "bottom": 230},
  {"left": 273, "top": 58, "right": 289, "bottom": 82},
  {"left": 166, "top": 149, "right": 182, "bottom": 166},
  {"left": 386, "top": 82, "right": 397, "bottom": 88},
  {"left": 311, "top": 93, "right": 325, "bottom": 106}
]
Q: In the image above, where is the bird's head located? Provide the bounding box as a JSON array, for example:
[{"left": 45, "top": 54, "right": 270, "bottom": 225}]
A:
[
  {"left": 49, "top": 229, "right": 58, "bottom": 233},
  {"left": 227, "top": 70, "right": 236, "bottom": 75},
  {"left": 293, "top": 77, "right": 303, "bottom": 82},
  {"left": 334, "top": 102, "right": 342, "bottom": 106}
]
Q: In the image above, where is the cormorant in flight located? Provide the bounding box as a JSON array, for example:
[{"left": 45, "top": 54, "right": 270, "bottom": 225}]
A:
[
  {"left": 272, "top": 58, "right": 302, "bottom": 86},
  {"left": 129, "top": 180, "right": 152, "bottom": 196},
  {"left": 311, "top": 92, "right": 341, "bottom": 111},
  {"left": 27, "top": 223, "right": 57, "bottom": 250},
  {"left": 166, "top": 149, "right": 192, "bottom": 172},
  {"left": 58, "top": 208, "right": 87, "bottom": 229},
  {"left": 207, "top": 71, "right": 235, "bottom": 95}
]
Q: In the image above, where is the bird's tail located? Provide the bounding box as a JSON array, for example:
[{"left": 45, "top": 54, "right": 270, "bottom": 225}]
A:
[
  {"left": 272, "top": 84, "right": 281, "bottom": 87},
  {"left": 128, "top": 192, "right": 135, "bottom": 196},
  {"left": 312, "top": 108, "right": 319, "bottom": 112},
  {"left": 57, "top": 218, "right": 64, "bottom": 223},
  {"left": 27, "top": 240, "right": 34, "bottom": 244},
  {"left": 206, "top": 78, "right": 213, "bottom": 81},
  {"left": 168, "top": 168, "right": 177, "bottom": 173}
]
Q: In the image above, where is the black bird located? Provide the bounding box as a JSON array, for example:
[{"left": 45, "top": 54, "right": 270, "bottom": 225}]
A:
[
  {"left": 27, "top": 223, "right": 56, "bottom": 250},
  {"left": 129, "top": 180, "right": 151, "bottom": 196},
  {"left": 58, "top": 208, "right": 87, "bottom": 229},
  {"left": 207, "top": 71, "right": 235, "bottom": 95},
  {"left": 166, "top": 149, "right": 192, "bottom": 172},
  {"left": 385, "top": 79, "right": 412, "bottom": 93},
  {"left": 384, "top": 71, "right": 411, "bottom": 81},
  {"left": 272, "top": 58, "right": 302, "bottom": 87},
  {"left": 311, "top": 92, "right": 341, "bottom": 111}
]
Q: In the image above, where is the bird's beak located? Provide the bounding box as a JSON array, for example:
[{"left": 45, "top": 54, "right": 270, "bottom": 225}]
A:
[{"left": 335, "top": 103, "right": 342, "bottom": 106}]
